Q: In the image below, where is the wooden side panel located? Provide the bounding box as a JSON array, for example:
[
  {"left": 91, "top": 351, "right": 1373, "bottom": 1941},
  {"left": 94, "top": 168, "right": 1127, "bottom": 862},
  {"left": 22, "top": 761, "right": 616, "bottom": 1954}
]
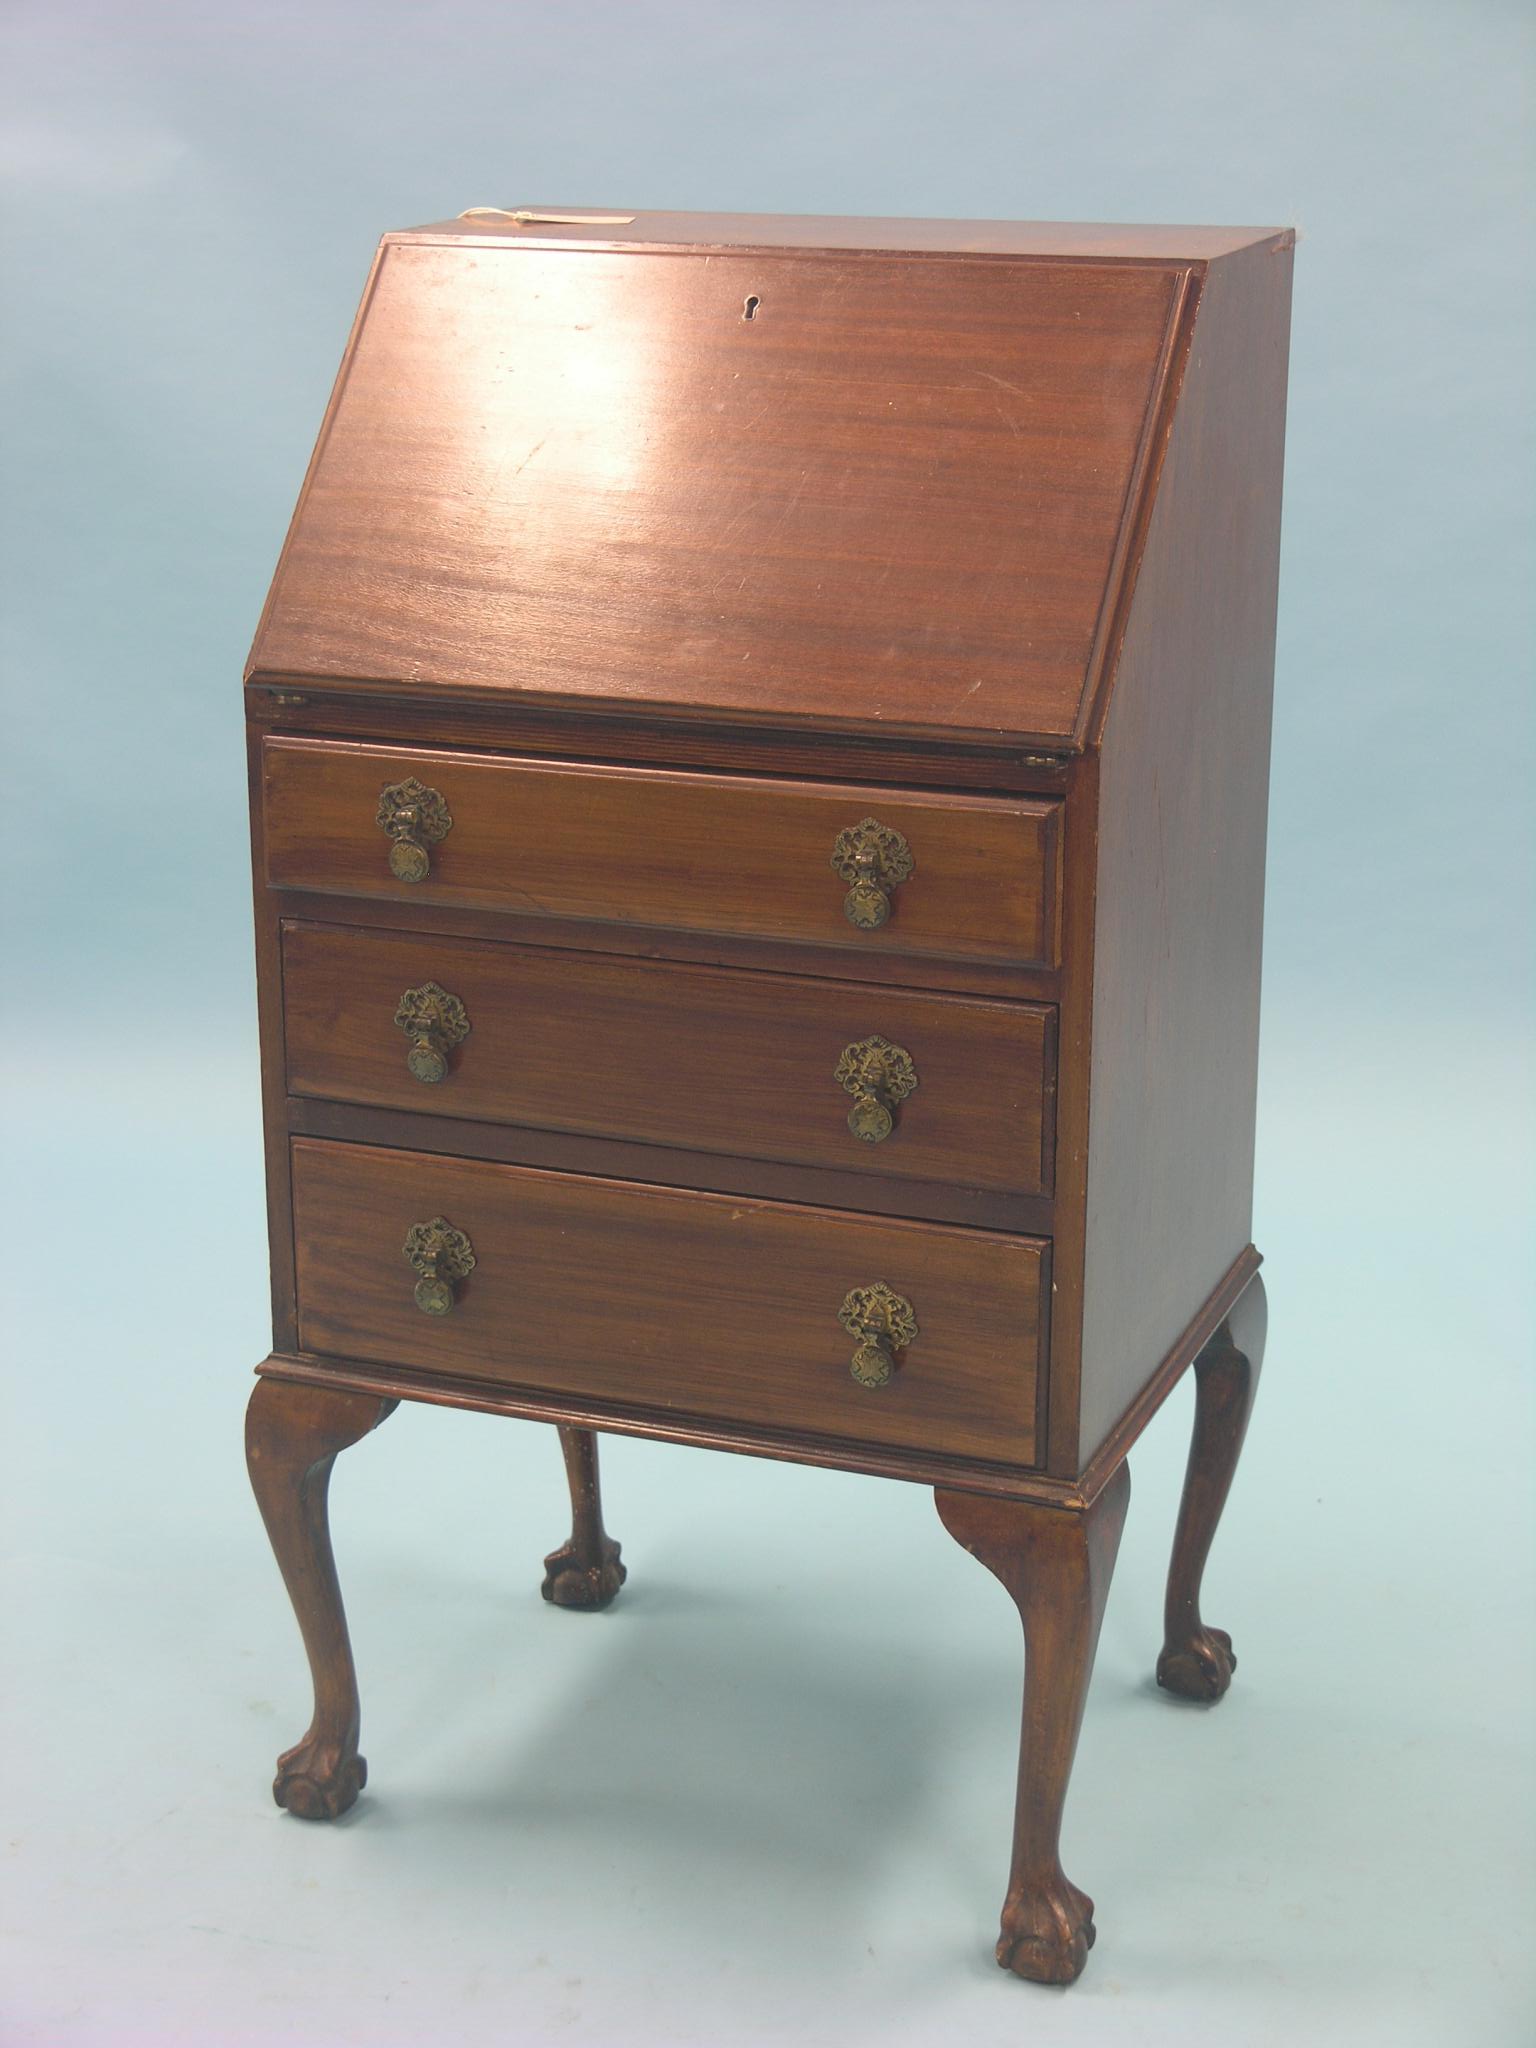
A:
[
  {"left": 249, "top": 241, "right": 1183, "bottom": 747},
  {"left": 290, "top": 1138, "right": 1045, "bottom": 1467},
  {"left": 282, "top": 922, "right": 1056, "bottom": 1197},
  {"left": 1076, "top": 237, "right": 1293, "bottom": 1466},
  {"left": 260, "top": 737, "right": 1062, "bottom": 971}
]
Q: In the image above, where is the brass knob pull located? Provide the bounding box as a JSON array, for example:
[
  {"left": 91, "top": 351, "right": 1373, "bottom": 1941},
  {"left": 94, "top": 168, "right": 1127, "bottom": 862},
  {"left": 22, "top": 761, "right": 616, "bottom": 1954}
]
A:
[
  {"left": 830, "top": 817, "right": 914, "bottom": 930},
  {"left": 403, "top": 1216, "right": 476, "bottom": 1316},
  {"left": 376, "top": 777, "right": 452, "bottom": 883},
  {"left": 838, "top": 1282, "right": 919, "bottom": 1389},
  {"left": 834, "top": 1034, "right": 918, "bottom": 1144},
  {"left": 393, "top": 981, "right": 472, "bottom": 1084}
]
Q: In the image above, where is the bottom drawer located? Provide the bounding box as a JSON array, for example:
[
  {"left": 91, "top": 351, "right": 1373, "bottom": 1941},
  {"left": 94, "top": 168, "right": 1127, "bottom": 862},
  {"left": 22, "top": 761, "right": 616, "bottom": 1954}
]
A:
[{"left": 291, "top": 1138, "right": 1045, "bottom": 1467}]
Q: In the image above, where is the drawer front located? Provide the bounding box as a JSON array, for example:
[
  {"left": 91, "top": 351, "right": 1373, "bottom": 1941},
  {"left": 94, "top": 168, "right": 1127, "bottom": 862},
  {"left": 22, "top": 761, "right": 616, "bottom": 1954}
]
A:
[
  {"left": 291, "top": 1139, "right": 1045, "bottom": 1466},
  {"left": 282, "top": 923, "right": 1055, "bottom": 1197},
  {"left": 262, "top": 738, "right": 1061, "bottom": 970}
]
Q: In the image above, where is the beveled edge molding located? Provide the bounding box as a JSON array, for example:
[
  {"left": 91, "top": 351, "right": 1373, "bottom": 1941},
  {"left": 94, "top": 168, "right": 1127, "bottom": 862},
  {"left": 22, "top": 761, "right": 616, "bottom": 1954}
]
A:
[
  {"left": 252, "top": 1350, "right": 1054, "bottom": 1502},
  {"left": 242, "top": 680, "right": 1077, "bottom": 796},
  {"left": 242, "top": 671, "right": 1085, "bottom": 772}
]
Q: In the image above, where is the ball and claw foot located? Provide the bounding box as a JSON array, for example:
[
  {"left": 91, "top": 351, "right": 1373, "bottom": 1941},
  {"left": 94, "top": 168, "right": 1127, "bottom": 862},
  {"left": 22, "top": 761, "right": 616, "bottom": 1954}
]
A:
[
  {"left": 273, "top": 1737, "right": 368, "bottom": 1820},
  {"left": 1157, "top": 1624, "right": 1237, "bottom": 1702},
  {"left": 997, "top": 1875, "right": 1097, "bottom": 1985},
  {"left": 541, "top": 1537, "right": 627, "bottom": 1611}
]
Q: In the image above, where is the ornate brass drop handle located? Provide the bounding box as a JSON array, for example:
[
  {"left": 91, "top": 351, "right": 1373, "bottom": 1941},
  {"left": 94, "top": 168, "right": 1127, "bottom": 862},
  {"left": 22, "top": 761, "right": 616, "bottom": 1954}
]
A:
[
  {"left": 376, "top": 777, "right": 452, "bottom": 883},
  {"left": 403, "top": 1216, "right": 476, "bottom": 1316},
  {"left": 393, "top": 981, "right": 471, "bottom": 1084},
  {"left": 835, "top": 1034, "right": 918, "bottom": 1145},
  {"left": 838, "top": 1282, "right": 919, "bottom": 1389},
  {"left": 830, "top": 817, "right": 914, "bottom": 930}
]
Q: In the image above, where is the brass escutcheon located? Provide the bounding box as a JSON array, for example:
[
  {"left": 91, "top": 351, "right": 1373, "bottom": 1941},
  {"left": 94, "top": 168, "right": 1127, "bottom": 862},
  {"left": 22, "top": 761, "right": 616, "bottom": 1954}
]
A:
[
  {"left": 838, "top": 1281, "right": 919, "bottom": 1389},
  {"left": 403, "top": 1216, "right": 476, "bottom": 1316},
  {"left": 834, "top": 1034, "right": 918, "bottom": 1144},
  {"left": 829, "top": 817, "right": 914, "bottom": 930},
  {"left": 376, "top": 777, "right": 452, "bottom": 883},
  {"left": 393, "top": 981, "right": 472, "bottom": 1084}
]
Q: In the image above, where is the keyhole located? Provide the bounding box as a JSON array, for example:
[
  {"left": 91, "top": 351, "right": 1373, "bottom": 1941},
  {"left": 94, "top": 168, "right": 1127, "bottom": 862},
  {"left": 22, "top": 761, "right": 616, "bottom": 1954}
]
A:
[{"left": 742, "top": 294, "right": 761, "bottom": 321}]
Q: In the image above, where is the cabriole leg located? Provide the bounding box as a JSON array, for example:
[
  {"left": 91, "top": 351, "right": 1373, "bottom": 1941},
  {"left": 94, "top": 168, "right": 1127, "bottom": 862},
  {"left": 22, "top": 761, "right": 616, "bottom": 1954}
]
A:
[
  {"left": 245, "top": 1376, "right": 397, "bottom": 1818},
  {"left": 936, "top": 1463, "right": 1131, "bottom": 1985},
  {"left": 542, "top": 1424, "right": 627, "bottom": 1610},
  {"left": 1158, "top": 1275, "right": 1267, "bottom": 1702}
]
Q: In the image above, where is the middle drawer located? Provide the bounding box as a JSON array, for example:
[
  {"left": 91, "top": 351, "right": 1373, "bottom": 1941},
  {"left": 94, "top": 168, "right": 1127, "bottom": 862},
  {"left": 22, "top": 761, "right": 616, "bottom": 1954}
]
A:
[{"left": 283, "top": 922, "right": 1056, "bottom": 1198}]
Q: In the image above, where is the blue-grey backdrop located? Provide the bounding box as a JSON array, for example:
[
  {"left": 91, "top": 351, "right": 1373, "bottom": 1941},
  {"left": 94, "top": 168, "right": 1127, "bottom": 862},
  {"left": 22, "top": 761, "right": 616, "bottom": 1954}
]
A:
[{"left": 3, "top": 7, "right": 1531, "bottom": 2047}]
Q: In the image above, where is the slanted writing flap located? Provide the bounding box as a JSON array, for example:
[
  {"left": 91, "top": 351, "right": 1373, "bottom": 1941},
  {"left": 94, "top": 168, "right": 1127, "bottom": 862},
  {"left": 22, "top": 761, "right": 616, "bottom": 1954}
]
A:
[{"left": 250, "top": 235, "right": 1188, "bottom": 745}]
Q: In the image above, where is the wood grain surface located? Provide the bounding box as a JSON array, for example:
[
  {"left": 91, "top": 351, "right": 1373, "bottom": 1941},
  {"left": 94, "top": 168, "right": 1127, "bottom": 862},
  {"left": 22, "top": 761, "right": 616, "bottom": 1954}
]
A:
[
  {"left": 249, "top": 239, "right": 1186, "bottom": 746},
  {"left": 267, "top": 880, "right": 1063, "bottom": 1006},
  {"left": 1076, "top": 234, "right": 1292, "bottom": 1465},
  {"left": 246, "top": 685, "right": 1076, "bottom": 797},
  {"left": 261, "top": 737, "right": 1062, "bottom": 970},
  {"left": 285, "top": 1094, "right": 1055, "bottom": 1236},
  {"left": 281, "top": 920, "right": 1056, "bottom": 1196},
  {"left": 290, "top": 1138, "right": 1046, "bottom": 1466}
]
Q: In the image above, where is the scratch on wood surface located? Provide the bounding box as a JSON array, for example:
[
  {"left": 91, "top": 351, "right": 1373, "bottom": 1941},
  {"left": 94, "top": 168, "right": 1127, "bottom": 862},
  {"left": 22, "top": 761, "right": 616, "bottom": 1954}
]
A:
[{"left": 508, "top": 435, "right": 548, "bottom": 479}]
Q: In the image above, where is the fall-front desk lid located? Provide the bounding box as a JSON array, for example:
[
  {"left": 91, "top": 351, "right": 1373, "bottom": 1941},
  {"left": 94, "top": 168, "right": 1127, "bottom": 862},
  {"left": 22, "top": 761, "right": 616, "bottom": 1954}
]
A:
[{"left": 248, "top": 209, "right": 1289, "bottom": 751}]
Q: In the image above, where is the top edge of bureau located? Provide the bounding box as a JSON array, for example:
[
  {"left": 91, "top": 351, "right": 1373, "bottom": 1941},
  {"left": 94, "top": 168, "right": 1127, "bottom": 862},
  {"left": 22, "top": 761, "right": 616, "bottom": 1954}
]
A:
[{"left": 391, "top": 210, "right": 1292, "bottom": 264}]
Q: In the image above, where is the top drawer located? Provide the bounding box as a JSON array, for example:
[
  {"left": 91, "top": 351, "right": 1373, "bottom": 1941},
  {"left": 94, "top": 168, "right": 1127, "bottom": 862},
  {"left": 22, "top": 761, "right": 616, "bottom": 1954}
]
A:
[{"left": 260, "top": 739, "right": 1062, "bottom": 971}]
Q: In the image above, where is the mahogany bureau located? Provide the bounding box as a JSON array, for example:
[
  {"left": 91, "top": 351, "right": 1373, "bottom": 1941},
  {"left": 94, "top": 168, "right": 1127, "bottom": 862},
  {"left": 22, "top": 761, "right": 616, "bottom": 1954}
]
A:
[{"left": 244, "top": 207, "right": 1293, "bottom": 1986}]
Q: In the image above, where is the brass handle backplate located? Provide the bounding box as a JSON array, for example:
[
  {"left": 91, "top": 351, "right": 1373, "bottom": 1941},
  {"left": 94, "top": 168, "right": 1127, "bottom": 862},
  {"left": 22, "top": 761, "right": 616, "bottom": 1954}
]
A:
[
  {"left": 830, "top": 817, "right": 914, "bottom": 930},
  {"left": 394, "top": 981, "right": 472, "bottom": 1083},
  {"left": 377, "top": 777, "right": 452, "bottom": 883},
  {"left": 834, "top": 1034, "right": 918, "bottom": 1144},
  {"left": 831, "top": 823, "right": 913, "bottom": 937},
  {"left": 838, "top": 1282, "right": 919, "bottom": 1389},
  {"left": 403, "top": 1216, "right": 476, "bottom": 1316}
]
